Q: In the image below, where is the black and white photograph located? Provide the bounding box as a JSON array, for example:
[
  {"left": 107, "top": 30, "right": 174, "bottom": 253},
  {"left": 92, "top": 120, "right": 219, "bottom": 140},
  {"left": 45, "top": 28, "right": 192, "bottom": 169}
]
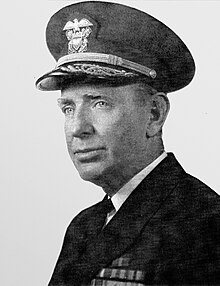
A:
[{"left": 1, "top": 1, "right": 220, "bottom": 285}]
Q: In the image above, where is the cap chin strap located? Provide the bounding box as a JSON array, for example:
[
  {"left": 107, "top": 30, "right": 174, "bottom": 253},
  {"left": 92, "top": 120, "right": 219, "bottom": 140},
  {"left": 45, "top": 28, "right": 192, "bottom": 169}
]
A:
[
  {"left": 54, "top": 63, "right": 137, "bottom": 78},
  {"left": 56, "top": 52, "right": 157, "bottom": 79}
]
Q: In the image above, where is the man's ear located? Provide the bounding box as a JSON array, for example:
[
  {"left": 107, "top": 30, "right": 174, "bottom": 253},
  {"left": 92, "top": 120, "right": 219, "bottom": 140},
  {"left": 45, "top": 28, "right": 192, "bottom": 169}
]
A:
[{"left": 146, "top": 93, "right": 170, "bottom": 137}]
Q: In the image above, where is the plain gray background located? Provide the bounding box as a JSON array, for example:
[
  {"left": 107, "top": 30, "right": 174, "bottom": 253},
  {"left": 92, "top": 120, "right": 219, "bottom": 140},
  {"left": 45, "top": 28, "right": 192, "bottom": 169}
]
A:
[{"left": 1, "top": 1, "right": 220, "bottom": 285}]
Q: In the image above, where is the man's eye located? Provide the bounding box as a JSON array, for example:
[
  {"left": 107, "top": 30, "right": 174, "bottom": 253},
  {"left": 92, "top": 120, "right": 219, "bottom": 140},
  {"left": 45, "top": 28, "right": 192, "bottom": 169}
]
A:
[
  {"left": 95, "top": 101, "right": 109, "bottom": 108},
  {"left": 62, "top": 106, "right": 74, "bottom": 115}
]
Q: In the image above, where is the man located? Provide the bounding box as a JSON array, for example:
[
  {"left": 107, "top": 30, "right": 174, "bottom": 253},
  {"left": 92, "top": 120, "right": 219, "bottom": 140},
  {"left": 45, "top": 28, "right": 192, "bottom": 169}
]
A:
[{"left": 36, "top": 1, "right": 220, "bottom": 285}]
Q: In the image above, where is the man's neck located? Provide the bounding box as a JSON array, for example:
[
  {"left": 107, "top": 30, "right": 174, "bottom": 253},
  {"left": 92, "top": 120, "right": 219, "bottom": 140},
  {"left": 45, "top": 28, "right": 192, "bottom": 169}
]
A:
[{"left": 101, "top": 149, "right": 165, "bottom": 197}]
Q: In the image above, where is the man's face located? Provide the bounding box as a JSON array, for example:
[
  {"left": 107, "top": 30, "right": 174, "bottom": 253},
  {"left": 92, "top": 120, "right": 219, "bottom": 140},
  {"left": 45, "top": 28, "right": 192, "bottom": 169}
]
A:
[{"left": 59, "top": 83, "right": 151, "bottom": 188}]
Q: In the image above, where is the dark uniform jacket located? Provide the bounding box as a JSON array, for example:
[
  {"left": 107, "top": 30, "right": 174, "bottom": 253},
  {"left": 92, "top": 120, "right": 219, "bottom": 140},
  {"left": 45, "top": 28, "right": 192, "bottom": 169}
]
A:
[{"left": 48, "top": 153, "right": 220, "bottom": 285}]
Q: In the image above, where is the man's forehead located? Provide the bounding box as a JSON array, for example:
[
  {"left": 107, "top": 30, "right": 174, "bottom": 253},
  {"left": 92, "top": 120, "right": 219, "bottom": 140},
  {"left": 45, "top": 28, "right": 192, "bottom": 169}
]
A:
[
  {"left": 61, "top": 82, "right": 114, "bottom": 97},
  {"left": 59, "top": 82, "right": 155, "bottom": 103},
  {"left": 61, "top": 82, "right": 140, "bottom": 95}
]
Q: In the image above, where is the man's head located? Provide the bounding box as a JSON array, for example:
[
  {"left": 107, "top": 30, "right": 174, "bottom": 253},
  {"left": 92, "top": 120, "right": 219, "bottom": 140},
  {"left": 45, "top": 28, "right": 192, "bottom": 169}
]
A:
[
  {"left": 58, "top": 81, "right": 169, "bottom": 193},
  {"left": 36, "top": 1, "right": 195, "bottom": 193}
]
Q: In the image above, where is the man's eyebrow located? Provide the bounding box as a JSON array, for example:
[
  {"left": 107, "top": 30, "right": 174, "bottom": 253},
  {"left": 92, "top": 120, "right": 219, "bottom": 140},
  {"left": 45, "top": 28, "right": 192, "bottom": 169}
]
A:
[
  {"left": 83, "top": 94, "right": 103, "bottom": 101},
  {"left": 57, "top": 94, "right": 108, "bottom": 105},
  {"left": 83, "top": 93, "right": 115, "bottom": 103}
]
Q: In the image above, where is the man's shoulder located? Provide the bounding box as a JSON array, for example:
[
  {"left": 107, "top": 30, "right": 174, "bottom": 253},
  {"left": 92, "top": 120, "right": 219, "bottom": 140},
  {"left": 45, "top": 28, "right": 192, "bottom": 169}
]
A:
[
  {"left": 148, "top": 152, "right": 220, "bottom": 228},
  {"left": 178, "top": 171, "right": 220, "bottom": 204},
  {"left": 166, "top": 171, "right": 220, "bottom": 225},
  {"left": 161, "top": 153, "right": 220, "bottom": 206}
]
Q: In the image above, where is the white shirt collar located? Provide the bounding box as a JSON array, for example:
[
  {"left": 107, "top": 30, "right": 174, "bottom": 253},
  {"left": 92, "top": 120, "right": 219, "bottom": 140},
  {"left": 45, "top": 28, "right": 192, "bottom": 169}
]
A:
[{"left": 111, "top": 152, "right": 167, "bottom": 212}]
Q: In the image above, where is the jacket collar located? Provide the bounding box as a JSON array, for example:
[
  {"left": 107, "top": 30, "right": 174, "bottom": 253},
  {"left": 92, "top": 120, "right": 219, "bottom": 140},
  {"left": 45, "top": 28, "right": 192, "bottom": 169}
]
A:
[{"left": 110, "top": 151, "right": 167, "bottom": 213}]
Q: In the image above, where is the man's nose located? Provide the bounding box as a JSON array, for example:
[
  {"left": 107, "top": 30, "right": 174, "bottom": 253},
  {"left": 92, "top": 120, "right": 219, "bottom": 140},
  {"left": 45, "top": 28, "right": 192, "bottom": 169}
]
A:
[{"left": 66, "top": 107, "right": 94, "bottom": 138}]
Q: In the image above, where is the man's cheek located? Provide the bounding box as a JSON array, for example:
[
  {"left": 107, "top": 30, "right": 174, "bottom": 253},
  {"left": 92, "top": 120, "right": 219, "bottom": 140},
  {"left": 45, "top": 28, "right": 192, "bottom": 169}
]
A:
[{"left": 65, "top": 136, "right": 72, "bottom": 149}]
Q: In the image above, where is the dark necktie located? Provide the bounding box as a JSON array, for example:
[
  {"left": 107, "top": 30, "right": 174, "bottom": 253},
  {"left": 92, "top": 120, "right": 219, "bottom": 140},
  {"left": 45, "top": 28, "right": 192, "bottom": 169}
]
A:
[
  {"left": 98, "top": 197, "right": 115, "bottom": 230},
  {"left": 101, "top": 197, "right": 115, "bottom": 213}
]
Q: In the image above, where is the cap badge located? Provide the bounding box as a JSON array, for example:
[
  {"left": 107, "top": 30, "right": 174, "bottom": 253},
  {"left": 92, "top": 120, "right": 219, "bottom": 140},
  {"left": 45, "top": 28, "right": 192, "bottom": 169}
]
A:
[{"left": 63, "top": 19, "right": 93, "bottom": 54}]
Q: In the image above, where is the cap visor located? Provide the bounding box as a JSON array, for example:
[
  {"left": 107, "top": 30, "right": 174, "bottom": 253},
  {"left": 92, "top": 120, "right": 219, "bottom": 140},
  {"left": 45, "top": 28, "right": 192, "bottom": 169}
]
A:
[{"left": 35, "top": 68, "right": 148, "bottom": 91}]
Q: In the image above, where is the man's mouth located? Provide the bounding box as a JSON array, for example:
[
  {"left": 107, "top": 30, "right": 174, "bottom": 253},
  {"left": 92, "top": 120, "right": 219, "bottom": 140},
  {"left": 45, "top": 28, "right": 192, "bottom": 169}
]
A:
[
  {"left": 73, "top": 148, "right": 106, "bottom": 162},
  {"left": 74, "top": 147, "right": 105, "bottom": 154}
]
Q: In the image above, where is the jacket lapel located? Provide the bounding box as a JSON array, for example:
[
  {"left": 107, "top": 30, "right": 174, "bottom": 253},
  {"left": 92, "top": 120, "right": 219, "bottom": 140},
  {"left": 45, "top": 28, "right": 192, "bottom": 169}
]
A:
[{"left": 72, "top": 153, "right": 187, "bottom": 284}]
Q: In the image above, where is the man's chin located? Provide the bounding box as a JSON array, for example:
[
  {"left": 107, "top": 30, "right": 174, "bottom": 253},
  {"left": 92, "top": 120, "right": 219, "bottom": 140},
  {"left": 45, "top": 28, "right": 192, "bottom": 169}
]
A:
[{"left": 75, "top": 162, "right": 106, "bottom": 185}]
